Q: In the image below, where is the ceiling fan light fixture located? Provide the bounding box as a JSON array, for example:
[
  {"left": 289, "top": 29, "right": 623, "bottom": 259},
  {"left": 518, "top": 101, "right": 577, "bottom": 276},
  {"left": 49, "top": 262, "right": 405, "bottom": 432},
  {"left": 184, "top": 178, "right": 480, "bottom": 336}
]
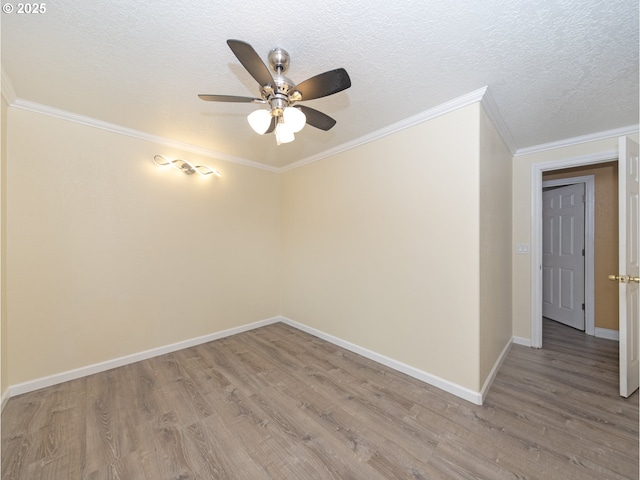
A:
[
  {"left": 275, "top": 122, "right": 295, "bottom": 145},
  {"left": 247, "top": 109, "right": 272, "bottom": 134},
  {"left": 283, "top": 106, "right": 306, "bottom": 133}
]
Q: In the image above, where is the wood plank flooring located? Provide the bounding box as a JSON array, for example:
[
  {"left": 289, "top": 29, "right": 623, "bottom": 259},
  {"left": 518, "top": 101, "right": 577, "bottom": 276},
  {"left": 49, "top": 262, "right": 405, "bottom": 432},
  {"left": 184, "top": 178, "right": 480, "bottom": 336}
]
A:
[{"left": 2, "top": 319, "right": 638, "bottom": 479}]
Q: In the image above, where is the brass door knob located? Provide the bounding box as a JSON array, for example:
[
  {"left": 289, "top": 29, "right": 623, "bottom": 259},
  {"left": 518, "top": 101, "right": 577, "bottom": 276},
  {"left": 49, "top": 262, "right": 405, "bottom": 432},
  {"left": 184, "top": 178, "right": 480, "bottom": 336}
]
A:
[{"left": 608, "top": 274, "right": 640, "bottom": 283}]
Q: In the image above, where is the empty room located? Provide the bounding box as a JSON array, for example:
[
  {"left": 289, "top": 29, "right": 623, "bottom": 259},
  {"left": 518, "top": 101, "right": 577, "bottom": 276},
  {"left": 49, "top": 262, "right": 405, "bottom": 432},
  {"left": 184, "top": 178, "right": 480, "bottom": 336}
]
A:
[{"left": 1, "top": 0, "right": 638, "bottom": 478}]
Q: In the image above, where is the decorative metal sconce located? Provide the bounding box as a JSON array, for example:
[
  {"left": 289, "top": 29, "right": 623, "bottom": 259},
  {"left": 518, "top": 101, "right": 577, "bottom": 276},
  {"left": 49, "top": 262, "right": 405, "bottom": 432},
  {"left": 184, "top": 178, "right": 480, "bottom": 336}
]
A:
[{"left": 153, "top": 155, "right": 221, "bottom": 177}]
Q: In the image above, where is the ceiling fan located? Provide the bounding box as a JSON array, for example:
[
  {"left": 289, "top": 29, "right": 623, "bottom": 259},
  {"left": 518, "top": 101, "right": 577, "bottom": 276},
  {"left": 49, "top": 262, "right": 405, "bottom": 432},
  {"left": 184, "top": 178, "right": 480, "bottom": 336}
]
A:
[{"left": 199, "top": 39, "right": 351, "bottom": 145}]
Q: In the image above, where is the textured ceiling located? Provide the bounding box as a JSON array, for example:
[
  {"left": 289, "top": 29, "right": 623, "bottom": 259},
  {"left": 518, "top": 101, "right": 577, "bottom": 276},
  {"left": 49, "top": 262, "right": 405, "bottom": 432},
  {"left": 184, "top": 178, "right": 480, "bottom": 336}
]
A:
[{"left": 1, "top": 0, "right": 638, "bottom": 169}]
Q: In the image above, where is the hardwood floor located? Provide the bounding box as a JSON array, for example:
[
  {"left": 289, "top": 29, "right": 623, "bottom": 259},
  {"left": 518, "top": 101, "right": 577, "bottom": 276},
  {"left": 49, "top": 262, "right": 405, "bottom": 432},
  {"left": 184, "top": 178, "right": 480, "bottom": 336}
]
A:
[{"left": 2, "top": 319, "right": 638, "bottom": 479}]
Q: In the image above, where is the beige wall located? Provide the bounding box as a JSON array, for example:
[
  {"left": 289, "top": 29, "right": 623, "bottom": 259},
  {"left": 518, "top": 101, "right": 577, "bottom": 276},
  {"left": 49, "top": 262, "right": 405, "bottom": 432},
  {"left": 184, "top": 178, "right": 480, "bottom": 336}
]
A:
[
  {"left": 4, "top": 99, "right": 515, "bottom": 398},
  {"left": 1, "top": 96, "right": 7, "bottom": 399},
  {"left": 512, "top": 135, "right": 639, "bottom": 340},
  {"left": 282, "top": 104, "right": 488, "bottom": 391},
  {"left": 543, "top": 162, "right": 619, "bottom": 330},
  {"left": 6, "top": 107, "right": 281, "bottom": 386},
  {"left": 479, "top": 109, "right": 512, "bottom": 382}
]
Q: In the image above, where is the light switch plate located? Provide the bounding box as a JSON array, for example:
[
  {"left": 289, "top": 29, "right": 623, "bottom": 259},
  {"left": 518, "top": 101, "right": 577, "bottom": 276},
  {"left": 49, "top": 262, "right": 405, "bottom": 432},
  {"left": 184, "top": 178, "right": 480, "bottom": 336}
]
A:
[{"left": 516, "top": 243, "right": 530, "bottom": 254}]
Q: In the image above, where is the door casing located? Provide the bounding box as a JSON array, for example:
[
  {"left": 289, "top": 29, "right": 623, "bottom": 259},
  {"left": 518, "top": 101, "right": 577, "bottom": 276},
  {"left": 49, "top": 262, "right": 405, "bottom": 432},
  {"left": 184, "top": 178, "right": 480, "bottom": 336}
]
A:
[{"left": 530, "top": 151, "right": 616, "bottom": 347}]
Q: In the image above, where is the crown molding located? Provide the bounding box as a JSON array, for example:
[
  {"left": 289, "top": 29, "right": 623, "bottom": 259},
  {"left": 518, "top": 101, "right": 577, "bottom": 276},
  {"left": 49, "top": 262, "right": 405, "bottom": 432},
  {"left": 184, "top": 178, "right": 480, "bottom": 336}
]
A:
[
  {"left": 515, "top": 124, "right": 640, "bottom": 156},
  {"left": 8, "top": 85, "right": 488, "bottom": 174},
  {"left": 1, "top": 67, "right": 18, "bottom": 105},
  {"left": 6, "top": 82, "right": 494, "bottom": 174},
  {"left": 6, "top": 94, "right": 281, "bottom": 173},
  {"left": 11, "top": 70, "right": 629, "bottom": 172},
  {"left": 479, "top": 87, "right": 517, "bottom": 155},
  {"left": 3, "top": 76, "right": 515, "bottom": 173},
  {"left": 280, "top": 87, "right": 490, "bottom": 172}
]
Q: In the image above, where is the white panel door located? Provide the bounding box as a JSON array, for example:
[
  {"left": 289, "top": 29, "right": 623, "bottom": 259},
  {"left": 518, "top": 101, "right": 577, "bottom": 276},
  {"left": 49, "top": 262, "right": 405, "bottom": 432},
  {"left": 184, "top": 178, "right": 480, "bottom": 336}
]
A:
[
  {"left": 618, "top": 137, "right": 639, "bottom": 398},
  {"left": 542, "top": 183, "right": 585, "bottom": 330}
]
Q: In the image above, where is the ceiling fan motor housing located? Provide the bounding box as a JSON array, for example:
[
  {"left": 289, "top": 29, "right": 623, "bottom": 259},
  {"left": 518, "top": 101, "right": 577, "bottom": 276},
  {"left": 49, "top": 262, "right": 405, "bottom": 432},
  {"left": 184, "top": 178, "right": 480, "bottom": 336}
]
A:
[
  {"left": 268, "top": 47, "right": 290, "bottom": 73},
  {"left": 260, "top": 48, "right": 297, "bottom": 111},
  {"left": 269, "top": 95, "right": 288, "bottom": 117}
]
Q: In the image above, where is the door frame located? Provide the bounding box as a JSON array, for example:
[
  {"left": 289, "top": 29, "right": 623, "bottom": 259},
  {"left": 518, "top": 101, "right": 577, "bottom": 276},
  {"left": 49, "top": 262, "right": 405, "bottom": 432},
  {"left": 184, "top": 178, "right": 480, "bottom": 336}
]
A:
[
  {"left": 542, "top": 175, "right": 595, "bottom": 335},
  {"left": 530, "top": 150, "right": 617, "bottom": 347}
]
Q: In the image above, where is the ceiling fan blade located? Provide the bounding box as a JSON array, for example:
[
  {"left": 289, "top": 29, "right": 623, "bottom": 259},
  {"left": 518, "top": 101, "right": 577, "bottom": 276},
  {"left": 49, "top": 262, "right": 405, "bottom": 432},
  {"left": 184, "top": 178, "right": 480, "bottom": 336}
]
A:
[
  {"left": 198, "top": 94, "right": 264, "bottom": 103},
  {"left": 294, "top": 68, "right": 351, "bottom": 101},
  {"left": 298, "top": 105, "right": 337, "bottom": 131},
  {"left": 265, "top": 116, "right": 277, "bottom": 134},
  {"left": 227, "top": 39, "right": 275, "bottom": 88}
]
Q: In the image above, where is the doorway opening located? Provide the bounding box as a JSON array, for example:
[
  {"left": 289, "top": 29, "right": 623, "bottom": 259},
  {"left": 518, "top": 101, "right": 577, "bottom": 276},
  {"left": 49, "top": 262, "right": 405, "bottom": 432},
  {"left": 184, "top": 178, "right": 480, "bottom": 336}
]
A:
[{"left": 531, "top": 153, "right": 618, "bottom": 348}]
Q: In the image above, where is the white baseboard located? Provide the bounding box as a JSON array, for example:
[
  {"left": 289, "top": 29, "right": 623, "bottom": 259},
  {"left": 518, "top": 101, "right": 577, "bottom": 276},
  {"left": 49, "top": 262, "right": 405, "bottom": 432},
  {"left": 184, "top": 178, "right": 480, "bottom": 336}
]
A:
[
  {"left": 1, "top": 388, "right": 8, "bottom": 412},
  {"left": 7, "top": 316, "right": 281, "bottom": 398},
  {"left": 512, "top": 336, "right": 532, "bottom": 347},
  {"left": 7, "top": 315, "right": 513, "bottom": 407},
  {"left": 513, "top": 331, "right": 617, "bottom": 345},
  {"left": 595, "top": 327, "right": 619, "bottom": 341},
  {"left": 280, "top": 316, "right": 484, "bottom": 405},
  {"left": 479, "top": 339, "right": 512, "bottom": 402}
]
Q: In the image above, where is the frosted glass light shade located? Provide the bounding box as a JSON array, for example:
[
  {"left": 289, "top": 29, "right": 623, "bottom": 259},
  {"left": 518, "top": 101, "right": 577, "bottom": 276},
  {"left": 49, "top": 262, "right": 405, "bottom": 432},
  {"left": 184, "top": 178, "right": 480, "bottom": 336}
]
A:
[
  {"left": 247, "top": 109, "right": 272, "bottom": 134},
  {"left": 275, "top": 122, "right": 295, "bottom": 144},
  {"left": 283, "top": 107, "right": 306, "bottom": 133}
]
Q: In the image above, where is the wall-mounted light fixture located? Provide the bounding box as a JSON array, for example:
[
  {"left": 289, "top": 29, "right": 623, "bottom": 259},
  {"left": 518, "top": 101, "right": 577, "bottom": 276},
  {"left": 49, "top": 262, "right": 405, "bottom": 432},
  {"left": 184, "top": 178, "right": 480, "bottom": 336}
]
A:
[{"left": 153, "top": 155, "right": 221, "bottom": 177}]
